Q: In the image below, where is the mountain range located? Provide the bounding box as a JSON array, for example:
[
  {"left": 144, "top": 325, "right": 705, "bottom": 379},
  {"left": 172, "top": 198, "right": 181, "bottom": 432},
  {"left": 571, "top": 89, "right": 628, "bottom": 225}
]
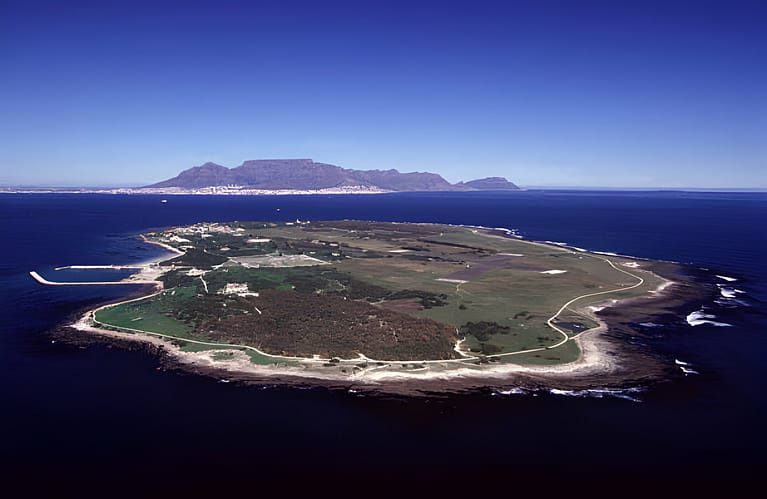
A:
[{"left": 146, "top": 159, "right": 519, "bottom": 192}]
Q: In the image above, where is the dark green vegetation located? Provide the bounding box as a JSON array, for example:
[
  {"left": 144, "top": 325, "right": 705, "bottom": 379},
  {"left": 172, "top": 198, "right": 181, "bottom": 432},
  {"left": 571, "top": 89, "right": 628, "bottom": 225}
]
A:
[
  {"left": 160, "top": 249, "right": 227, "bottom": 269},
  {"left": 459, "top": 321, "right": 511, "bottom": 342},
  {"left": 459, "top": 321, "right": 512, "bottom": 355},
  {"left": 96, "top": 220, "right": 668, "bottom": 364},
  {"left": 203, "top": 290, "right": 457, "bottom": 360}
]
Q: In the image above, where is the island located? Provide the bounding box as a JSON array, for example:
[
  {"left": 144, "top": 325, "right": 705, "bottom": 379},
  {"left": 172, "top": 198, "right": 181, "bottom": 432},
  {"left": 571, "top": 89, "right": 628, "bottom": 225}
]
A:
[{"left": 36, "top": 220, "right": 706, "bottom": 395}]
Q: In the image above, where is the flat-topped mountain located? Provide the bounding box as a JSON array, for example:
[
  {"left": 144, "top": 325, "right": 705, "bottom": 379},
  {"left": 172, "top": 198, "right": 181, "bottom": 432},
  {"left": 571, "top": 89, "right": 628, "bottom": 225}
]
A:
[{"left": 146, "top": 159, "right": 519, "bottom": 192}]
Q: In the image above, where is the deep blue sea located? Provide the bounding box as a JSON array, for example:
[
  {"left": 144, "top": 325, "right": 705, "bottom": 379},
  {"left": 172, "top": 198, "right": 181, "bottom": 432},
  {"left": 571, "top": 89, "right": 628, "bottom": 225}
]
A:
[{"left": 1, "top": 191, "right": 765, "bottom": 493}]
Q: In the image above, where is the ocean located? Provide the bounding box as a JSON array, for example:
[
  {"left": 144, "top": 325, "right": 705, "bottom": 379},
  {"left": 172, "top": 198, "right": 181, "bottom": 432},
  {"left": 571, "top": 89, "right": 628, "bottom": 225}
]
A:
[{"left": 1, "top": 191, "right": 765, "bottom": 492}]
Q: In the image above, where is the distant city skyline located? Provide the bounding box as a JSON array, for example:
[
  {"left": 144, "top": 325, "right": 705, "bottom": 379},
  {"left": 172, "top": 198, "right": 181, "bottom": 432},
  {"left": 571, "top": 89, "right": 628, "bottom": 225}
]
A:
[{"left": 2, "top": 0, "right": 765, "bottom": 189}]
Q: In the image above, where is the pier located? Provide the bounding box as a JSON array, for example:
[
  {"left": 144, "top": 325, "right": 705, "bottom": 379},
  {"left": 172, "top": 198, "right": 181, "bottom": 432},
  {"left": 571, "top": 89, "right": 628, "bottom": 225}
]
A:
[
  {"left": 29, "top": 271, "right": 158, "bottom": 286},
  {"left": 53, "top": 265, "right": 145, "bottom": 271}
]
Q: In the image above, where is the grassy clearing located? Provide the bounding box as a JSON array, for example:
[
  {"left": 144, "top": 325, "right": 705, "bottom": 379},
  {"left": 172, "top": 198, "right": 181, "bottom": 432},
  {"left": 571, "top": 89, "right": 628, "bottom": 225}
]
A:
[
  {"left": 339, "top": 242, "right": 661, "bottom": 360},
  {"left": 244, "top": 350, "right": 301, "bottom": 366},
  {"left": 424, "top": 228, "right": 557, "bottom": 256},
  {"left": 497, "top": 339, "right": 582, "bottom": 365},
  {"left": 95, "top": 287, "right": 197, "bottom": 337}
]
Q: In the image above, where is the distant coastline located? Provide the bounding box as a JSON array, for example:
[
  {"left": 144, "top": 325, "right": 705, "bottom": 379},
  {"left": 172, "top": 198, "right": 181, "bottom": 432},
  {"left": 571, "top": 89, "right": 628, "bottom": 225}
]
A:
[
  {"left": 6, "top": 187, "right": 767, "bottom": 195},
  {"left": 2, "top": 158, "right": 522, "bottom": 195},
  {"left": 1, "top": 185, "right": 393, "bottom": 196}
]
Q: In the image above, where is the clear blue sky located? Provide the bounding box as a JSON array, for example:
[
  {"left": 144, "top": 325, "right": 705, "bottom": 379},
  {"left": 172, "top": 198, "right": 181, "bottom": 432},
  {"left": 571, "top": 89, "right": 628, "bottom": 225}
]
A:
[{"left": 2, "top": 0, "right": 765, "bottom": 188}]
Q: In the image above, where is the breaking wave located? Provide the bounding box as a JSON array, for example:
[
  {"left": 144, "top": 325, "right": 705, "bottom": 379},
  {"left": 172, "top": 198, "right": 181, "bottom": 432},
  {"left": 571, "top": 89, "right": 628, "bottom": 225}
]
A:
[
  {"left": 549, "top": 387, "right": 644, "bottom": 402},
  {"left": 714, "top": 282, "right": 750, "bottom": 307},
  {"left": 675, "top": 359, "right": 699, "bottom": 375},
  {"left": 679, "top": 366, "right": 699, "bottom": 376},
  {"left": 686, "top": 309, "right": 732, "bottom": 327},
  {"left": 494, "top": 387, "right": 644, "bottom": 402},
  {"left": 543, "top": 240, "right": 587, "bottom": 252},
  {"left": 457, "top": 224, "right": 522, "bottom": 238},
  {"left": 718, "top": 286, "right": 746, "bottom": 299},
  {"left": 494, "top": 388, "right": 530, "bottom": 396},
  {"left": 715, "top": 275, "right": 738, "bottom": 282}
]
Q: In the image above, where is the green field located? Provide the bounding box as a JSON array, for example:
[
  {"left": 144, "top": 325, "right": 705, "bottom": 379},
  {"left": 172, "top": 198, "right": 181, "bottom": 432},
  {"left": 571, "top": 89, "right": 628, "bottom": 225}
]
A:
[{"left": 95, "top": 286, "right": 197, "bottom": 337}]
